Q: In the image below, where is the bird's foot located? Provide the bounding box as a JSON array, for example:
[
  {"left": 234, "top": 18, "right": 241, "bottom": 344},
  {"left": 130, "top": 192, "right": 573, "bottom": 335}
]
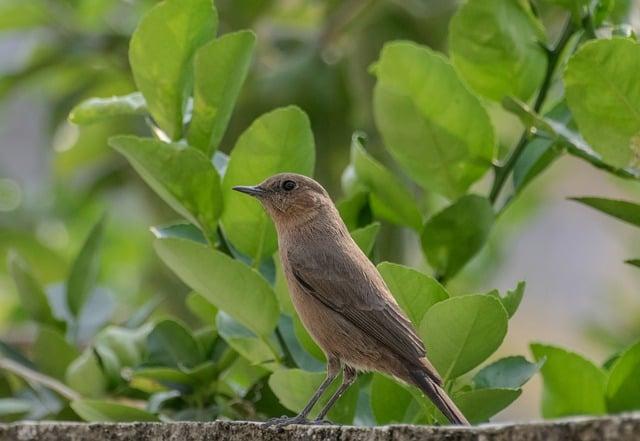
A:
[
  {"left": 263, "top": 415, "right": 334, "bottom": 428},
  {"left": 263, "top": 415, "right": 310, "bottom": 428}
]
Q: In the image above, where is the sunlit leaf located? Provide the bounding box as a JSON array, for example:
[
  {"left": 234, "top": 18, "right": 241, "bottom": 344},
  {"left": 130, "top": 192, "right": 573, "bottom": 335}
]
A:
[
  {"left": 154, "top": 237, "right": 279, "bottom": 336},
  {"left": 189, "top": 30, "right": 256, "bottom": 155},
  {"left": 350, "top": 222, "right": 380, "bottom": 255},
  {"left": 488, "top": 281, "right": 526, "bottom": 318},
  {"left": 71, "top": 399, "right": 159, "bottom": 422},
  {"left": 454, "top": 388, "right": 521, "bottom": 423},
  {"left": 606, "top": 339, "right": 640, "bottom": 412},
  {"left": 449, "top": 0, "right": 547, "bottom": 101},
  {"left": 221, "top": 106, "right": 315, "bottom": 260},
  {"left": 565, "top": 38, "right": 640, "bottom": 168},
  {"left": 350, "top": 134, "right": 422, "bottom": 230},
  {"left": 69, "top": 93, "right": 147, "bottom": 125},
  {"left": 377, "top": 262, "right": 448, "bottom": 328},
  {"left": 66, "top": 349, "right": 108, "bottom": 398},
  {"left": 111, "top": 136, "right": 222, "bottom": 239},
  {"left": 129, "top": 0, "right": 217, "bottom": 139},
  {"left": 33, "top": 327, "right": 79, "bottom": 380},
  {"left": 420, "top": 295, "right": 508, "bottom": 380},
  {"left": 370, "top": 374, "right": 415, "bottom": 424},
  {"left": 531, "top": 343, "right": 607, "bottom": 418},
  {"left": 373, "top": 41, "right": 494, "bottom": 198},
  {"left": 268, "top": 368, "right": 359, "bottom": 424},
  {"left": 216, "top": 312, "right": 280, "bottom": 370}
]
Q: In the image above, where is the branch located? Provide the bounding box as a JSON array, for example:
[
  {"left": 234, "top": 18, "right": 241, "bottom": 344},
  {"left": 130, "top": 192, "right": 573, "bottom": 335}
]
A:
[
  {"left": 0, "top": 357, "right": 81, "bottom": 401},
  {"left": 489, "top": 19, "right": 575, "bottom": 206}
]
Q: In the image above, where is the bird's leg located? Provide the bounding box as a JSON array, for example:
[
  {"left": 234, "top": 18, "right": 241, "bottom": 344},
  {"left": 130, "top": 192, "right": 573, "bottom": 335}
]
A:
[
  {"left": 313, "top": 365, "right": 357, "bottom": 423},
  {"left": 264, "top": 356, "right": 341, "bottom": 427}
]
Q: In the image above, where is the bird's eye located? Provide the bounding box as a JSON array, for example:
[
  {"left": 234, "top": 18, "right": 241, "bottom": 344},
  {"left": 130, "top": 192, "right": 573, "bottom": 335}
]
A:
[{"left": 282, "top": 180, "right": 297, "bottom": 191}]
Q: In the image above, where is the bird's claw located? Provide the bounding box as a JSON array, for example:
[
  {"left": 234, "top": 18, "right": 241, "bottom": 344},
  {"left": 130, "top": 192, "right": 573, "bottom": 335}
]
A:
[
  {"left": 263, "top": 415, "right": 310, "bottom": 427},
  {"left": 263, "top": 415, "right": 334, "bottom": 428}
]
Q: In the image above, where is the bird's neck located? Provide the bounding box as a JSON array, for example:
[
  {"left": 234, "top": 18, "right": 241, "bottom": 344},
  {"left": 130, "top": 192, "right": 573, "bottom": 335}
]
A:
[{"left": 275, "top": 205, "right": 350, "bottom": 246}]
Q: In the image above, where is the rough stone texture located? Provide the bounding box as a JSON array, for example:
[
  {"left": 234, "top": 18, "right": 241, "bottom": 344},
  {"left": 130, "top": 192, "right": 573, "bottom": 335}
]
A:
[{"left": 2, "top": 413, "right": 640, "bottom": 441}]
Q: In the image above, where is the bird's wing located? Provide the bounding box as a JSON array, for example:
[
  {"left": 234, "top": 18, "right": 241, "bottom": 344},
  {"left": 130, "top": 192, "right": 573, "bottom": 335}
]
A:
[{"left": 288, "top": 247, "right": 438, "bottom": 379}]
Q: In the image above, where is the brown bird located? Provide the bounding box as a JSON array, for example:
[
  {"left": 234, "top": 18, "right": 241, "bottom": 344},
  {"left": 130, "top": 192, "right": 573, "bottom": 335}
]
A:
[{"left": 233, "top": 173, "right": 469, "bottom": 426}]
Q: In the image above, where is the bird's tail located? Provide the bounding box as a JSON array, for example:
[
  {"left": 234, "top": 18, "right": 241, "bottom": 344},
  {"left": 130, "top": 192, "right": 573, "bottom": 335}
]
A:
[{"left": 408, "top": 369, "right": 470, "bottom": 426}]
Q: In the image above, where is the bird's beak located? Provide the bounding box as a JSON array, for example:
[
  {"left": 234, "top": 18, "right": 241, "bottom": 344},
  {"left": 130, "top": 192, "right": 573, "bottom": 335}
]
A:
[{"left": 232, "top": 185, "right": 265, "bottom": 198}]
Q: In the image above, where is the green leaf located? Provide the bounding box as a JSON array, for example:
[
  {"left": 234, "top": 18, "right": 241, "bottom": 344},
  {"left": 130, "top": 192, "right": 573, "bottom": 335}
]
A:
[
  {"left": 129, "top": 0, "right": 217, "bottom": 139},
  {"left": 564, "top": 38, "right": 640, "bottom": 168},
  {"left": 373, "top": 41, "right": 494, "bottom": 198},
  {"left": 189, "top": 30, "right": 256, "bottom": 155},
  {"left": 350, "top": 134, "right": 422, "bottom": 230},
  {"left": 337, "top": 190, "right": 371, "bottom": 231},
  {"left": 154, "top": 237, "right": 279, "bottom": 336},
  {"left": 186, "top": 292, "right": 218, "bottom": 326},
  {"left": 146, "top": 319, "right": 203, "bottom": 368},
  {"left": 449, "top": 0, "right": 547, "bottom": 101},
  {"left": 219, "top": 356, "right": 268, "bottom": 397},
  {"left": 377, "top": 262, "right": 448, "bottom": 328},
  {"left": 150, "top": 222, "right": 208, "bottom": 245},
  {"left": 474, "top": 356, "right": 542, "bottom": 389},
  {"left": 420, "top": 295, "right": 508, "bottom": 380},
  {"left": 503, "top": 97, "right": 640, "bottom": 181},
  {"left": 350, "top": 222, "right": 380, "bottom": 255},
  {"left": 454, "top": 388, "right": 521, "bottom": 423},
  {"left": 268, "top": 368, "right": 359, "bottom": 424},
  {"left": 370, "top": 374, "right": 415, "bottom": 424},
  {"left": 66, "top": 215, "right": 106, "bottom": 317},
  {"left": 531, "top": 343, "right": 607, "bottom": 418},
  {"left": 570, "top": 197, "right": 640, "bottom": 228},
  {"left": 513, "top": 138, "right": 563, "bottom": 192},
  {"left": 0, "top": 1, "right": 48, "bottom": 30},
  {"left": 489, "top": 281, "right": 526, "bottom": 318},
  {"left": 221, "top": 106, "right": 315, "bottom": 260},
  {"left": 7, "top": 251, "right": 60, "bottom": 327},
  {"left": 625, "top": 259, "right": 640, "bottom": 268},
  {"left": 273, "top": 251, "right": 295, "bottom": 316},
  {"left": 71, "top": 399, "right": 159, "bottom": 422},
  {"left": 606, "top": 339, "right": 640, "bottom": 412},
  {"left": 216, "top": 312, "right": 280, "bottom": 370},
  {"left": 110, "top": 136, "right": 222, "bottom": 239},
  {"left": 421, "top": 195, "right": 494, "bottom": 280},
  {"left": 94, "top": 325, "right": 149, "bottom": 384},
  {"left": 65, "top": 349, "right": 108, "bottom": 398},
  {"left": 292, "top": 314, "right": 325, "bottom": 362},
  {"left": 69, "top": 92, "right": 147, "bottom": 125},
  {"left": 129, "top": 367, "right": 194, "bottom": 392},
  {"left": 33, "top": 327, "right": 79, "bottom": 380}
]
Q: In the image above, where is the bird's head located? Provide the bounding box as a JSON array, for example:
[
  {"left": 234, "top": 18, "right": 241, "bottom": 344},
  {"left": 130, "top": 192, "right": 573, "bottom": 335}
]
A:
[{"left": 233, "top": 173, "right": 333, "bottom": 227}]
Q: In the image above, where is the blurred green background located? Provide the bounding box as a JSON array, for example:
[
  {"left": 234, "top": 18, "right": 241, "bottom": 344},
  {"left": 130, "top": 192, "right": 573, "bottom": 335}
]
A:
[{"left": 1, "top": 0, "right": 640, "bottom": 421}]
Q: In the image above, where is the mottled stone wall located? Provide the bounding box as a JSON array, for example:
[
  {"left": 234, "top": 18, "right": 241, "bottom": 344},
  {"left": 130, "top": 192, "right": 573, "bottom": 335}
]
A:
[{"left": 2, "top": 413, "right": 639, "bottom": 441}]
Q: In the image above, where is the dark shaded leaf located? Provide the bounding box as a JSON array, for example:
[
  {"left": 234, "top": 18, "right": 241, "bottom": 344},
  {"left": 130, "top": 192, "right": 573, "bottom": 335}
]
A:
[{"left": 421, "top": 195, "right": 494, "bottom": 280}]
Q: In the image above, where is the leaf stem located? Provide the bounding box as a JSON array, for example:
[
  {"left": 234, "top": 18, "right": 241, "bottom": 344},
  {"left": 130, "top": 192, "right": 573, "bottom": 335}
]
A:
[
  {"left": 274, "top": 328, "right": 296, "bottom": 368},
  {"left": 488, "top": 18, "right": 575, "bottom": 206}
]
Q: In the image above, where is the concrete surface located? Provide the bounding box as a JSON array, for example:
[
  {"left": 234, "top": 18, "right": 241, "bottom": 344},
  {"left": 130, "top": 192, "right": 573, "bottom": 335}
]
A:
[{"left": 2, "top": 413, "right": 640, "bottom": 441}]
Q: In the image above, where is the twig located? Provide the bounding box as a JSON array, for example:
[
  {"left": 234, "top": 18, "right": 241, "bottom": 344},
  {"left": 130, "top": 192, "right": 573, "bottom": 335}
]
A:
[
  {"left": 0, "top": 357, "right": 81, "bottom": 401},
  {"left": 488, "top": 18, "right": 576, "bottom": 206}
]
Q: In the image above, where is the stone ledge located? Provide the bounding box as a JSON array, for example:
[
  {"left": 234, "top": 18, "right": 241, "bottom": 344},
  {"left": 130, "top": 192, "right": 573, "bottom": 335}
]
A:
[{"left": 2, "top": 413, "right": 640, "bottom": 441}]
